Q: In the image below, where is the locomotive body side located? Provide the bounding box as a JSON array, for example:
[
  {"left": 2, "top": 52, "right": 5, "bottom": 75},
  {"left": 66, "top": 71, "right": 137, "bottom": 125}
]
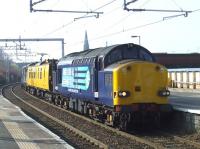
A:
[
  {"left": 25, "top": 60, "right": 57, "bottom": 95},
  {"left": 35, "top": 63, "right": 50, "bottom": 91}
]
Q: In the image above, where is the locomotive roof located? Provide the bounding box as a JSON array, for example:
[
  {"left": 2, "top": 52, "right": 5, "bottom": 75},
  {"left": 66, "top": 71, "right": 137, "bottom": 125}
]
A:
[
  {"left": 58, "top": 43, "right": 155, "bottom": 67},
  {"left": 62, "top": 44, "right": 118, "bottom": 60},
  {"left": 27, "top": 59, "right": 57, "bottom": 67}
]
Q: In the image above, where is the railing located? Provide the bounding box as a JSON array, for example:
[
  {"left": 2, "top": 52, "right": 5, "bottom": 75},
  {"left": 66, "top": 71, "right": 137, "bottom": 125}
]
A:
[{"left": 168, "top": 69, "right": 200, "bottom": 89}]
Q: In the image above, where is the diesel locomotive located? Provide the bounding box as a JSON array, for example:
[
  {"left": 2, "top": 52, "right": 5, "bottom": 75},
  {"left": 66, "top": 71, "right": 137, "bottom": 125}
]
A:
[{"left": 22, "top": 43, "right": 171, "bottom": 130}]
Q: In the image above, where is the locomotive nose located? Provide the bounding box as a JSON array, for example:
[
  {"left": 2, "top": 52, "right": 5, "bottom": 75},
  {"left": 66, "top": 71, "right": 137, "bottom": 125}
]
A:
[{"left": 113, "top": 62, "right": 169, "bottom": 106}]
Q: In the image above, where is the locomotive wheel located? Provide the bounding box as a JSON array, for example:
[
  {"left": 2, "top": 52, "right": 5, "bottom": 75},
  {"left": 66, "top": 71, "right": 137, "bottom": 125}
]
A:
[{"left": 119, "top": 113, "right": 129, "bottom": 131}]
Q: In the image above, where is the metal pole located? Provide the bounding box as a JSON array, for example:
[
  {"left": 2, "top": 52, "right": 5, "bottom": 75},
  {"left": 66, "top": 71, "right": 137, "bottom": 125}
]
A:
[
  {"left": 131, "top": 35, "right": 141, "bottom": 45},
  {"left": 61, "top": 39, "right": 64, "bottom": 57},
  {"left": 6, "top": 56, "right": 10, "bottom": 83},
  {"left": 138, "top": 36, "right": 141, "bottom": 45}
]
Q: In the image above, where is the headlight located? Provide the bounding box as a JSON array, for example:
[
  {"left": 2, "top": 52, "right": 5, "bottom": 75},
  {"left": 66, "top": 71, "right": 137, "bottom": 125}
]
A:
[
  {"left": 118, "top": 91, "right": 130, "bottom": 97},
  {"left": 158, "top": 89, "right": 170, "bottom": 97}
]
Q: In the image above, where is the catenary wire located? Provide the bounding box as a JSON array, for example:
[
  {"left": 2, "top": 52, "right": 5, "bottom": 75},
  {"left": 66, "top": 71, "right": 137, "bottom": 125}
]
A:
[
  {"left": 67, "top": 7, "right": 200, "bottom": 48},
  {"left": 43, "top": 0, "right": 119, "bottom": 36}
]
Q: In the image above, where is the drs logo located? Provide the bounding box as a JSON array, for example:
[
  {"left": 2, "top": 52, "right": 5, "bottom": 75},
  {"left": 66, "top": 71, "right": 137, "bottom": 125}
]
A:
[{"left": 62, "top": 66, "right": 90, "bottom": 90}]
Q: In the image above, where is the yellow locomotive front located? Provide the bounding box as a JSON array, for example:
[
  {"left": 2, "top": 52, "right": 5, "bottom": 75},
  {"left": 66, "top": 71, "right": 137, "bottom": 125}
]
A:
[
  {"left": 111, "top": 60, "right": 171, "bottom": 129},
  {"left": 113, "top": 60, "right": 171, "bottom": 111}
]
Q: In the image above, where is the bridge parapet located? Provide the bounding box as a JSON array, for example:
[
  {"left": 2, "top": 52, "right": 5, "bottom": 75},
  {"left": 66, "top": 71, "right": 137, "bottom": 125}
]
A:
[{"left": 168, "top": 68, "right": 200, "bottom": 89}]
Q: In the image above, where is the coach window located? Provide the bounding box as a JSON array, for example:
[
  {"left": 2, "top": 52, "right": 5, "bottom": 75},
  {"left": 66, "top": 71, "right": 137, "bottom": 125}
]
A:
[
  {"left": 40, "top": 68, "right": 42, "bottom": 79},
  {"left": 38, "top": 68, "right": 39, "bottom": 78}
]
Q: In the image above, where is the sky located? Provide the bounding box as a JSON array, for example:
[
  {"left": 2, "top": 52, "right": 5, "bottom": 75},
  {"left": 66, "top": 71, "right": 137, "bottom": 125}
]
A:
[{"left": 0, "top": 0, "right": 199, "bottom": 62}]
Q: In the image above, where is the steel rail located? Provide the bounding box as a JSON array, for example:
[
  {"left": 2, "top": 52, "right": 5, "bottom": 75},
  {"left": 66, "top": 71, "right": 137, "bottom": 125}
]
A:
[{"left": 160, "top": 131, "right": 200, "bottom": 149}]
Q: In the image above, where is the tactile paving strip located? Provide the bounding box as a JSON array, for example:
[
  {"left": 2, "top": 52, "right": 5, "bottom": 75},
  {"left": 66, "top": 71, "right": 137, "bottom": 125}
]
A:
[
  {"left": 0, "top": 102, "right": 39, "bottom": 149},
  {"left": 3, "top": 121, "right": 39, "bottom": 149}
]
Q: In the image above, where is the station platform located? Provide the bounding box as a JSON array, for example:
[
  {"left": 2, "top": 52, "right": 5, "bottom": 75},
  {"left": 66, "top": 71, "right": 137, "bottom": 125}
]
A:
[
  {"left": 169, "top": 88, "right": 200, "bottom": 114},
  {"left": 0, "top": 95, "right": 74, "bottom": 149}
]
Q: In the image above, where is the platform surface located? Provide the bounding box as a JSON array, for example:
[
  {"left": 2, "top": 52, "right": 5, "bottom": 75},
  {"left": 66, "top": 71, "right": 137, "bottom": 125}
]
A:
[
  {"left": 0, "top": 95, "right": 74, "bottom": 149},
  {"left": 169, "top": 88, "right": 200, "bottom": 114}
]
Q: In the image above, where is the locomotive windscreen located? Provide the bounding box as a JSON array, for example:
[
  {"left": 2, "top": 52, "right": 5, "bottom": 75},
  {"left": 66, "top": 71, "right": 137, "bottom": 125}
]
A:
[{"left": 104, "top": 44, "right": 155, "bottom": 68}]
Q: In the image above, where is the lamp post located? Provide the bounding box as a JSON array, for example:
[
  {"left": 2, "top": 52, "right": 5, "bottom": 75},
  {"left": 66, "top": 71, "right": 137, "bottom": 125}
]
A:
[{"left": 131, "top": 35, "right": 141, "bottom": 45}]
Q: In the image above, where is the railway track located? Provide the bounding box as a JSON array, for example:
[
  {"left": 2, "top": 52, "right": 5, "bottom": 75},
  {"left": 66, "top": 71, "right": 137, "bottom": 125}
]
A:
[
  {"left": 2, "top": 84, "right": 156, "bottom": 149},
  {"left": 2, "top": 83, "right": 200, "bottom": 149},
  {"left": 131, "top": 130, "right": 200, "bottom": 149},
  {"left": 2, "top": 84, "right": 106, "bottom": 149}
]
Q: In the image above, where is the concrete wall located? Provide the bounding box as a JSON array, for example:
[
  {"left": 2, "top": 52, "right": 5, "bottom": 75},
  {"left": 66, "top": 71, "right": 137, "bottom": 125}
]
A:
[{"left": 170, "top": 111, "right": 200, "bottom": 133}]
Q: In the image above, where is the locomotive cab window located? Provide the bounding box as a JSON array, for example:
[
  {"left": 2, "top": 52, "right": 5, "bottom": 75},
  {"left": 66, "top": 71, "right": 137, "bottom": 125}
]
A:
[
  {"left": 123, "top": 47, "right": 138, "bottom": 59},
  {"left": 109, "top": 49, "right": 122, "bottom": 64},
  {"left": 139, "top": 50, "right": 153, "bottom": 62}
]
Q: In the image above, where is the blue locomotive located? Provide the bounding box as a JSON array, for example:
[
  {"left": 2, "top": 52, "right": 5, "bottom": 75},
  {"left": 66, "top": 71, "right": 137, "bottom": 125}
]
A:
[{"left": 23, "top": 43, "right": 171, "bottom": 130}]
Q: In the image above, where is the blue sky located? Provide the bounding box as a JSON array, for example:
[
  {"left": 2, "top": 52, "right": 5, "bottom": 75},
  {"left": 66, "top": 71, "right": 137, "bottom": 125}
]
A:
[{"left": 0, "top": 0, "right": 199, "bottom": 62}]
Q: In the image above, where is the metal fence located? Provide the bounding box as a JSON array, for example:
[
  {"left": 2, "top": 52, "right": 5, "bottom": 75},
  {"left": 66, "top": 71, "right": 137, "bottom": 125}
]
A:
[{"left": 168, "top": 69, "right": 200, "bottom": 89}]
